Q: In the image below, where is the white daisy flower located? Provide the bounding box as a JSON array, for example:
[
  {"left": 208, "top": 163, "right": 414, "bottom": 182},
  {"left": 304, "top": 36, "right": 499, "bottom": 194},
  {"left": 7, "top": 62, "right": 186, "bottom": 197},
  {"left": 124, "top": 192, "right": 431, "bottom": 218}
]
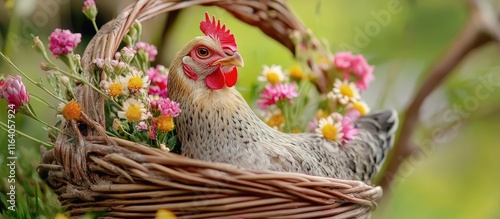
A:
[
  {"left": 258, "top": 64, "right": 286, "bottom": 85},
  {"left": 124, "top": 68, "right": 150, "bottom": 93},
  {"left": 315, "top": 115, "right": 343, "bottom": 142},
  {"left": 327, "top": 79, "right": 361, "bottom": 105},
  {"left": 105, "top": 76, "right": 128, "bottom": 97},
  {"left": 350, "top": 100, "right": 370, "bottom": 116},
  {"left": 117, "top": 98, "right": 148, "bottom": 122}
]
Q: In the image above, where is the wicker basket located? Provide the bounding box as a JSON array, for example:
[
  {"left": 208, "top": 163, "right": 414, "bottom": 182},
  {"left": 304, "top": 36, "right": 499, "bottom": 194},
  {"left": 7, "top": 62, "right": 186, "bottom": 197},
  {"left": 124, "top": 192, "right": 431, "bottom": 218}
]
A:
[{"left": 37, "top": 0, "right": 383, "bottom": 218}]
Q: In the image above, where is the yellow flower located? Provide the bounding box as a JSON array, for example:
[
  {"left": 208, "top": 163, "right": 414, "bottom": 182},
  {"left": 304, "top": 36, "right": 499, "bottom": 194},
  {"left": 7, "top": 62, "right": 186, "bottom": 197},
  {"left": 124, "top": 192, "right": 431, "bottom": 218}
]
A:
[
  {"left": 351, "top": 101, "right": 370, "bottom": 116},
  {"left": 155, "top": 209, "right": 177, "bottom": 219},
  {"left": 315, "top": 109, "right": 329, "bottom": 120},
  {"left": 109, "top": 82, "right": 123, "bottom": 97},
  {"left": 156, "top": 115, "right": 175, "bottom": 132},
  {"left": 289, "top": 65, "right": 305, "bottom": 81},
  {"left": 315, "top": 116, "right": 343, "bottom": 142},
  {"left": 124, "top": 69, "right": 149, "bottom": 92},
  {"left": 327, "top": 79, "right": 360, "bottom": 105},
  {"left": 106, "top": 76, "right": 126, "bottom": 97},
  {"left": 55, "top": 213, "right": 70, "bottom": 219},
  {"left": 118, "top": 98, "right": 147, "bottom": 122},
  {"left": 258, "top": 65, "right": 286, "bottom": 85},
  {"left": 266, "top": 113, "right": 285, "bottom": 128},
  {"left": 59, "top": 100, "right": 82, "bottom": 121}
]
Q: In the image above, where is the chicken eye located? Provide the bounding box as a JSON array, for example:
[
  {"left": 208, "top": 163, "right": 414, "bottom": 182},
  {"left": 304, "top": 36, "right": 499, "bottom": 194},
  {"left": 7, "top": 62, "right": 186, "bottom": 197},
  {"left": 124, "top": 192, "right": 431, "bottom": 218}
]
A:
[{"left": 196, "top": 47, "right": 210, "bottom": 58}]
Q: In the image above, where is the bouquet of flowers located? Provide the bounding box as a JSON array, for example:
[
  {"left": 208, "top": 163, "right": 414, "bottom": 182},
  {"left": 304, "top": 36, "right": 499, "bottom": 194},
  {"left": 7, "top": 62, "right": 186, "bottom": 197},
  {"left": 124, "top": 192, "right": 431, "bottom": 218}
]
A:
[
  {"left": 253, "top": 34, "right": 375, "bottom": 144},
  {"left": 1, "top": 1, "right": 181, "bottom": 153}
]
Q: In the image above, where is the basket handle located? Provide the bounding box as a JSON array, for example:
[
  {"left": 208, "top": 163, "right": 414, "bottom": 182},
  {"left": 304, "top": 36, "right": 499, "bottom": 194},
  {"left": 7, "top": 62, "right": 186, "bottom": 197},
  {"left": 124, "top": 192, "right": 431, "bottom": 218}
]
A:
[{"left": 80, "top": 0, "right": 308, "bottom": 128}]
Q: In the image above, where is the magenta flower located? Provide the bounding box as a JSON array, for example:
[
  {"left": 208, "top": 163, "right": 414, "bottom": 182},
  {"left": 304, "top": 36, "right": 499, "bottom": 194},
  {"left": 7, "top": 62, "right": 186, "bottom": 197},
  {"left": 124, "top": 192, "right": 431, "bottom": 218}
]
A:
[
  {"left": 333, "top": 51, "right": 353, "bottom": 71},
  {"left": 154, "top": 98, "right": 181, "bottom": 117},
  {"left": 257, "top": 83, "right": 299, "bottom": 110},
  {"left": 93, "top": 58, "right": 105, "bottom": 68},
  {"left": 149, "top": 122, "right": 156, "bottom": 140},
  {"left": 49, "top": 29, "right": 82, "bottom": 56},
  {"left": 0, "top": 75, "right": 30, "bottom": 109},
  {"left": 350, "top": 55, "right": 374, "bottom": 91},
  {"left": 136, "top": 121, "right": 148, "bottom": 131},
  {"left": 341, "top": 110, "right": 360, "bottom": 143},
  {"left": 135, "top": 42, "right": 158, "bottom": 62},
  {"left": 332, "top": 52, "right": 375, "bottom": 92},
  {"left": 146, "top": 65, "right": 168, "bottom": 98}
]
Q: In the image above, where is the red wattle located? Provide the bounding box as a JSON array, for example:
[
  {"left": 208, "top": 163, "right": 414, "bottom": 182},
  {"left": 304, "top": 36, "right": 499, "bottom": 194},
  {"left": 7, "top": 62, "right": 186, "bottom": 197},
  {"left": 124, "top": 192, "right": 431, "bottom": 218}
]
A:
[
  {"left": 205, "top": 68, "right": 225, "bottom": 90},
  {"left": 183, "top": 64, "right": 198, "bottom": 81},
  {"left": 225, "top": 67, "right": 238, "bottom": 87}
]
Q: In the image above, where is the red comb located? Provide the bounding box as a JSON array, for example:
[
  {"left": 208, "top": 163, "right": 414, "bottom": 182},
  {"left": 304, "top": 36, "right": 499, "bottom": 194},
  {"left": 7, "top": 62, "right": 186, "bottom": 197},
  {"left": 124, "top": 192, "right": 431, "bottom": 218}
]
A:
[{"left": 200, "top": 12, "right": 237, "bottom": 52}]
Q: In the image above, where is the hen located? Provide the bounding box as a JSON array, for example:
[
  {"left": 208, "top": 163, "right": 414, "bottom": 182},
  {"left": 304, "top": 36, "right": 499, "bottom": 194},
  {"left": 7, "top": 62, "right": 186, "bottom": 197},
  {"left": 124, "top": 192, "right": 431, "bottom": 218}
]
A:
[{"left": 168, "top": 12, "right": 398, "bottom": 183}]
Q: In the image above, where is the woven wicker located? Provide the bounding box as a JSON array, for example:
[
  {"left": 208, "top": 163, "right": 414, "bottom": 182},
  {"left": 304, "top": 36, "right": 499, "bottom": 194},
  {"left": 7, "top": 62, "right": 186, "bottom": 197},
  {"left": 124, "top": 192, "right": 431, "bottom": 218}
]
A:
[{"left": 37, "top": 1, "right": 383, "bottom": 218}]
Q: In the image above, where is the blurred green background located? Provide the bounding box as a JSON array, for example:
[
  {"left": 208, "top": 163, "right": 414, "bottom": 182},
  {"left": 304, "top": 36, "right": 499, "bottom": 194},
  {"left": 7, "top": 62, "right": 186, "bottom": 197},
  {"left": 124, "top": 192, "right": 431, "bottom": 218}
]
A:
[{"left": 1, "top": 0, "right": 500, "bottom": 218}]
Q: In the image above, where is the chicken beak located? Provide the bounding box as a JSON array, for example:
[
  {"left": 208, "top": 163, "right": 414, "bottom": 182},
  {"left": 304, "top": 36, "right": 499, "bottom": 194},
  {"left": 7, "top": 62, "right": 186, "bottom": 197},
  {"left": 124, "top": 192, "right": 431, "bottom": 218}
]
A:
[{"left": 212, "top": 52, "right": 244, "bottom": 67}]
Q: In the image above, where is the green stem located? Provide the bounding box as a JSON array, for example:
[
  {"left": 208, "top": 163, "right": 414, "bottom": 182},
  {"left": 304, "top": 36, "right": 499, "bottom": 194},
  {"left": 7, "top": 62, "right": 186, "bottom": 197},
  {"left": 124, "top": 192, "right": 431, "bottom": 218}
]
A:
[
  {"left": 0, "top": 121, "right": 54, "bottom": 148},
  {"left": 91, "top": 19, "right": 99, "bottom": 32},
  {"left": 0, "top": 52, "right": 67, "bottom": 103},
  {"left": 58, "top": 54, "right": 77, "bottom": 74},
  {"left": 21, "top": 106, "right": 71, "bottom": 136},
  {"left": 53, "top": 66, "right": 108, "bottom": 97},
  {"left": 277, "top": 100, "right": 292, "bottom": 133}
]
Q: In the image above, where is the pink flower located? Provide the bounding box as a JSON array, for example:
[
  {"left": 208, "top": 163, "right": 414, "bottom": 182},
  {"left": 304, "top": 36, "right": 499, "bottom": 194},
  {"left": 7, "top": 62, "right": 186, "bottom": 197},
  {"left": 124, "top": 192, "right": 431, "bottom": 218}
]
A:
[
  {"left": 155, "top": 98, "right": 181, "bottom": 117},
  {"left": 48, "top": 29, "right": 82, "bottom": 56},
  {"left": 349, "top": 55, "right": 374, "bottom": 92},
  {"left": 82, "top": 0, "right": 97, "bottom": 20},
  {"left": 257, "top": 83, "right": 299, "bottom": 110},
  {"left": 114, "top": 52, "right": 121, "bottom": 60},
  {"left": 136, "top": 121, "right": 148, "bottom": 131},
  {"left": 341, "top": 110, "right": 360, "bottom": 143},
  {"left": 0, "top": 75, "right": 30, "bottom": 109},
  {"left": 149, "top": 122, "right": 156, "bottom": 140},
  {"left": 332, "top": 52, "right": 375, "bottom": 92},
  {"left": 93, "top": 58, "right": 105, "bottom": 68},
  {"left": 307, "top": 118, "right": 318, "bottom": 132},
  {"left": 146, "top": 65, "right": 168, "bottom": 98},
  {"left": 355, "top": 73, "right": 374, "bottom": 92},
  {"left": 333, "top": 51, "right": 353, "bottom": 71},
  {"left": 135, "top": 42, "right": 158, "bottom": 62},
  {"left": 82, "top": 0, "right": 95, "bottom": 11}
]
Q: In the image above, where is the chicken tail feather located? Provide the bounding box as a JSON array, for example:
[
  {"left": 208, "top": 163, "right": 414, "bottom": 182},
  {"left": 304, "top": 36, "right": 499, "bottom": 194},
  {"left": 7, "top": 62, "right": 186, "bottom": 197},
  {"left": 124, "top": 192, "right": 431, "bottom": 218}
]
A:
[{"left": 356, "top": 109, "right": 399, "bottom": 169}]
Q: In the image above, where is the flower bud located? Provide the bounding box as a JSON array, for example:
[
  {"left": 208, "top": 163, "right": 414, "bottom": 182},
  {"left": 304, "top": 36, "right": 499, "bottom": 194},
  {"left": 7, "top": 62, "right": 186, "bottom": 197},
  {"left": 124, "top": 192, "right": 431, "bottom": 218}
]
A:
[
  {"left": 33, "top": 36, "right": 47, "bottom": 57},
  {"left": 93, "top": 58, "right": 105, "bottom": 68},
  {"left": 103, "top": 59, "right": 114, "bottom": 74},
  {"left": 82, "top": 0, "right": 98, "bottom": 21},
  {"left": 123, "top": 35, "right": 133, "bottom": 46},
  {"left": 0, "top": 75, "right": 30, "bottom": 109},
  {"left": 132, "top": 21, "right": 142, "bottom": 38},
  {"left": 40, "top": 62, "right": 50, "bottom": 71},
  {"left": 120, "top": 46, "right": 135, "bottom": 63},
  {"left": 73, "top": 54, "right": 82, "bottom": 71},
  {"left": 61, "top": 76, "right": 70, "bottom": 84}
]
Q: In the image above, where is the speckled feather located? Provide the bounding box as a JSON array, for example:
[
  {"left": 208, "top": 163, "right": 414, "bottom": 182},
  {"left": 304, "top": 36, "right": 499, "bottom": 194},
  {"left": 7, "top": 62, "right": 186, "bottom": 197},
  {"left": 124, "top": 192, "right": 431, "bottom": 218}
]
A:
[{"left": 168, "top": 37, "right": 398, "bottom": 183}]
